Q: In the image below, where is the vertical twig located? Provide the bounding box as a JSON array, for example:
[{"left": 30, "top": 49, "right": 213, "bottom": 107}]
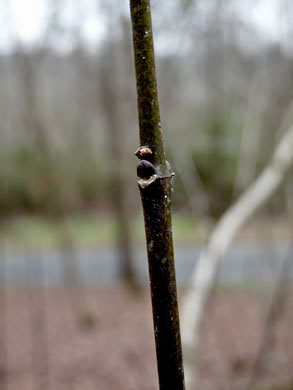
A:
[
  {"left": 130, "top": 1, "right": 185, "bottom": 389},
  {"left": 244, "top": 241, "right": 293, "bottom": 390},
  {"left": 26, "top": 252, "right": 50, "bottom": 390},
  {"left": 99, "top": 41, "right": 138, "bottom": 289},
  {"left": 0, "top": 247, "right": 7, "bottom": 390}
]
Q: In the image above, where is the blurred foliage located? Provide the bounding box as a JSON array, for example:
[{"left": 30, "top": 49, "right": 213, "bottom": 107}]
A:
[
  {"left": 0, "top": 140, "right": 110, "bottom": 215},
  {"left": 192, "top": 148, "right": 236, "bottom": 218},
  {"left": 1, "top": 0, "right": 293, "bottom": 220},
  {"left": 0, "top": 108, "right": 288, "bottom": 219},
  {"left": 191, "top": 113, "right": 238, "bottom": 218}
]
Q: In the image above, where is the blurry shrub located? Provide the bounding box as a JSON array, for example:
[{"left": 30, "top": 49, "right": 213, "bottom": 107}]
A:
[
  {"left": 191, "top": 148, "right": 236, "bottom": 218},
  {"left": 0, "top": 141, "right": 110, "bottom": 215},
  {"left": 191, "top": 113, "right": 238, "bottom": 218},
  {"left": 1, "top": 111, "right": 289, "bottom": 218}
]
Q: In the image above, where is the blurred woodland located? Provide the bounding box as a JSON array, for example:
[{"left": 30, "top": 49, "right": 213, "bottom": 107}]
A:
[
  {"left": 1, "top": 1, "right": 293, "bottom": 390},
  {"left": 1, "top": 0, "right": 293, "bottom": 220}
]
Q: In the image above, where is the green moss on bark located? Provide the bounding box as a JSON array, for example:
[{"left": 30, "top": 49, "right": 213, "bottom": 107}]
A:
[
  {"left": 130, "top": 1, "right": 185, "bottom": 389},
  {"left": 130, "top": 0, "right": 167, "bottom": 172}
]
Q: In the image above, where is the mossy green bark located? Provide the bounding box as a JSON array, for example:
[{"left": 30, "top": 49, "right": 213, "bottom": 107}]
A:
[
  {"left": 130, "top": 1, "right": 185, "bottom": 389},
  {"left": 130, "top": 0, "right": 167, "bottom": 172}
]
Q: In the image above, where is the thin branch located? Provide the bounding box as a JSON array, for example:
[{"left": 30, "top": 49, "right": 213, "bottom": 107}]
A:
[
  {"left": 130, "top": 0, "right": 185, "bottom": 388},
  {"left": 0, "top": 246, "right": 7, "bottom": 390}
]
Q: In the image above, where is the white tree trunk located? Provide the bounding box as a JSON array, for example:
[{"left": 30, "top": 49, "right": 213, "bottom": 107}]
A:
[{"left": 181, "top": 125, "right": 293, "bottom": 389}]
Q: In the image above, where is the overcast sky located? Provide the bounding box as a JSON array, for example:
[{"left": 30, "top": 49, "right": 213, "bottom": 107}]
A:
[{"left": 0, "top": 0, "right": 290, "bottom": 54}]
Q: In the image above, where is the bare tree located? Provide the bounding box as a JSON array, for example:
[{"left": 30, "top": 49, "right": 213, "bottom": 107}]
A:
[
  {"left": 181, "top": 116, "right": 293, "bottom": 389},
  {"left": 98, "top": 8, "right": 138, "bottom": 289}
]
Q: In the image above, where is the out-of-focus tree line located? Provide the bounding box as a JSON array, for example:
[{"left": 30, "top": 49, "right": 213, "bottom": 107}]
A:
[{"left": 1, "top": 0, "right": 293, "bottom": 219}]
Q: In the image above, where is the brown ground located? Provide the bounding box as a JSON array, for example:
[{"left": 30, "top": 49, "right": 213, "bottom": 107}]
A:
[{"left": 0, "top": 285, "right": 292, "bottom": 390}]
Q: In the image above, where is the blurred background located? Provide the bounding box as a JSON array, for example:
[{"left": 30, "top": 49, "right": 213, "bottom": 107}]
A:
[{"left": 0, "top": 0, "right": 293, "bottom": 389}]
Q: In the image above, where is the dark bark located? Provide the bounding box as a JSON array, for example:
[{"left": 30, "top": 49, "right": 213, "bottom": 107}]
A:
[{"left": 130, "top": 1, "right": 185, "bottom": 389}]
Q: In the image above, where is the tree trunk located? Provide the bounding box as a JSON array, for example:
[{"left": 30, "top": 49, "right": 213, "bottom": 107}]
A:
[
  {"left": 99, "top": 41, "right": 138, "bottom": 289},
  {"left": 130, "top": 1, "right": 185, "bottom": 389}
]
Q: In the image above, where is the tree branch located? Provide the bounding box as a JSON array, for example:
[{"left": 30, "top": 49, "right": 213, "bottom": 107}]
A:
[{"left": 130, "top": 1, "right": 185, "bottom": 389}]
